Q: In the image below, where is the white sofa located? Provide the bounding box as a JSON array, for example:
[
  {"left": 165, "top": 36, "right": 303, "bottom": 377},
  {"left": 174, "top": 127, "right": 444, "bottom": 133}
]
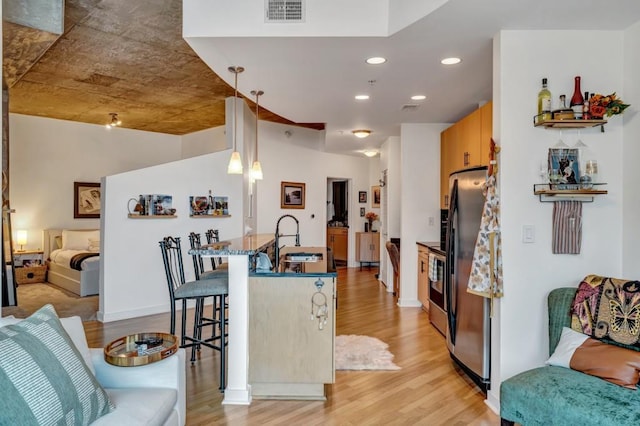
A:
[{"left": 0, "top": 314, "right": 186, "bottom": 426}]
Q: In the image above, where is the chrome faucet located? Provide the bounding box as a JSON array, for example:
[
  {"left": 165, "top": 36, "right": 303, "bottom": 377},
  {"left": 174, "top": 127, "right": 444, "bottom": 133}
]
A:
[{"left": 274, "top": 214, "right": 300, "bottom": 272}]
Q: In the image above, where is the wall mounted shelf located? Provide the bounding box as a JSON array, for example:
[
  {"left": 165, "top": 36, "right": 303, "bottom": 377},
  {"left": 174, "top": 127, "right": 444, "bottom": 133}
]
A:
[
  {"left": 189, "top": 214, "right": 231, "bottom": 218},
  {"left": 533, "top": 184, "right": 607, "bottom": 203},
  {"left": 533, "top": 118, "right": 607, "bottom": 129},
  {"left": 128, "top": 214, "right": 177, "bottom": 219}
]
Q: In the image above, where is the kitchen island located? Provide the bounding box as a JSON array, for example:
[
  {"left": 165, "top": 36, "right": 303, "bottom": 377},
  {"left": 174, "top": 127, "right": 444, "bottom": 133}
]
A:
[{"left": 190, "top": 235, "right": 336, "bottom": 403}]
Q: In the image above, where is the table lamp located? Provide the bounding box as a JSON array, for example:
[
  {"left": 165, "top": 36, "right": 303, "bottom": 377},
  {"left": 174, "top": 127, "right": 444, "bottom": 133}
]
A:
[{"left": 16, "top": 230, "right": 27, "bottom": 252}]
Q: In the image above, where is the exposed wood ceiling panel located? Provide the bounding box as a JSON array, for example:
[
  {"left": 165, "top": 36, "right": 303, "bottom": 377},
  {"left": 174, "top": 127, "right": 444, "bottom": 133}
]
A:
[{"left": 2, "top": 0, "right": 324, "bottom": 135}]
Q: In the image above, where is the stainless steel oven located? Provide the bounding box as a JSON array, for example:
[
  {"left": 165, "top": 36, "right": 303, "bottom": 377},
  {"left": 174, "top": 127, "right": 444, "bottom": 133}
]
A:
[{"left": 428, "top": 252, "right": 447, "bottom": 336}]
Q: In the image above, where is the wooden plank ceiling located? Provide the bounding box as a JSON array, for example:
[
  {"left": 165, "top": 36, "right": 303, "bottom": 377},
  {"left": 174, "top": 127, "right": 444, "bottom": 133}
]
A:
[{"left": 2, "top": 0, "right": 323, "bottom": 135}]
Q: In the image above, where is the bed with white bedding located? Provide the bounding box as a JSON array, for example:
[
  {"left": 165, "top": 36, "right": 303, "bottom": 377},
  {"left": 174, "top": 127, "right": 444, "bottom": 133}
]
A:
[{"left": 44, "top": 229, "right": 100, "bottom": 297}]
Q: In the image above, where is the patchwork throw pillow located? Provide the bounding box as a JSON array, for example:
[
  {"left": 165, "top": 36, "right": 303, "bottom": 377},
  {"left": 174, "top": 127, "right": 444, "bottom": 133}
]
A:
[
  {"left": 547, "top": 327, "right": 640, "bottom": 389},
  {"left": 0, "top": 304, "right": 113, "bottom": 425}
]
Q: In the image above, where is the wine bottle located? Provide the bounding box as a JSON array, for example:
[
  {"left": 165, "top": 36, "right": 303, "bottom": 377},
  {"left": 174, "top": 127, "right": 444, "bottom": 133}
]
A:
[
  {"left": 582, "top": 91, "right": 590, "bottom": 120},
  {"left": 537, "top": 78, "right": 552, "bottom": 123},
  {"left": 570, "top": 76, "right": 584, "bottom": 119}
]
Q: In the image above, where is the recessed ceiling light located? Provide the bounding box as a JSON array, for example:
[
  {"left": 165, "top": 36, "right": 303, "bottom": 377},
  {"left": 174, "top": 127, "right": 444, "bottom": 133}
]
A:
[
  {"left": 355, "top": 95, "right": 370, "bottom": 100},
  {"left": 352, "top": 129, "right": 371, "bottom": 138},
  {"left": 366, "top": 57, "right": 386, "bottom": 65},
  {"left": 411, "top": 95, "right": 426, "bottom": 101},
  {"left": 441, "top": 57, "right": 461, "bottom": 65},
  {"left": 363, "top": 150, "right": 378, "bottom": 157}
]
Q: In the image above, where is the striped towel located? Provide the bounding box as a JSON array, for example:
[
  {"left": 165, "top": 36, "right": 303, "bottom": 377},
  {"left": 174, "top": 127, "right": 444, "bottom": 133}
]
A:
[
  {"left": 552, "top": 201, "right": 582, "bottom": 254},
  {"left": 428, "top": 254, "right": 439, "bottom": 281}
]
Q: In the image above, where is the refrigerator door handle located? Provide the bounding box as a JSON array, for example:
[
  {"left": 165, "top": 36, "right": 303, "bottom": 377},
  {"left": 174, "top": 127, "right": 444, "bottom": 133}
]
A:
[{"left": 445, "top": 178, "right": 459, "bottom": 346}]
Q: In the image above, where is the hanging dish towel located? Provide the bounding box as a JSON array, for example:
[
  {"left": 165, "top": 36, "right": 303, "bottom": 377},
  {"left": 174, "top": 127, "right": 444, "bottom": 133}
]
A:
[
  {"left": 428, "top": 254, "right": 439, "bottom": 281},
  {"left": 468, "top": 174, "right": 503, "bottom": 299},
  {"left": 552, "top": 200, "right": 582, "bottom": 254}
]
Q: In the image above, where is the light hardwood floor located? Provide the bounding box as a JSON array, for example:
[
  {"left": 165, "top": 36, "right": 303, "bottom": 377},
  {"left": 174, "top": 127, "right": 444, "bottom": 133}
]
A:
[{"left": 83, "top": 268, "right": 499, "bottom": 425}]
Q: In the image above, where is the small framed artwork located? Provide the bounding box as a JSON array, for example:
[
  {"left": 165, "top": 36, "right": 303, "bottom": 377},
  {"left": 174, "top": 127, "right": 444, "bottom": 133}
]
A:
[
  {"left": 359, "top": 191, "right": 367, "bottom": 203},
  {"left": 372, "top": 185, "right": 381, "bottom": 208},
  {"left": 189, "top": 196, "right": 209, "bottom": 216},
  {"left": 74, "top": 182, "right": 101, "bottom": 219},
  {"left": 548, "top": 148, "right": 580, "bottom": 189},
  {"left": 360, "top": 207, "right": 365, "bottom": 217},
  {"left": 281, "top": 181, "right": 306, "bottom": 209}
]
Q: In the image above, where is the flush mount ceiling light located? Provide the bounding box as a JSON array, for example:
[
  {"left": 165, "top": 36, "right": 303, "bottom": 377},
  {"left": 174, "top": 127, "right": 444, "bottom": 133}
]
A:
[
  {"left": 250, "top": 89, "right": 264, "bottom": 180},
  {"left": 366, "top": 56, "right": 386, "bottom": 65},
  {"left": 227, "top": 66, "right": 245, "bottom": 175},
  {"left": 363, "top": 150, "right": 378, "bottom": 157},
  {"left": 441, "top": 57, "right": 462, "bottom": 65},
  {"left": 355, "top": 94, "right": 370, "bottom": 100},
  {"left": 411, "top": 95, "right": 426, "bottom": 101},
  {"left": 352, "top": 129, "right": 371, "bottom": 138},
  {"left": 105, "top": 113, "right": 121, "bottom": 129}
]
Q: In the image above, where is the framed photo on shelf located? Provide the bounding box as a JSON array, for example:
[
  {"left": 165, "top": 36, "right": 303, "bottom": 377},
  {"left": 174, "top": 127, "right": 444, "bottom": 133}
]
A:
[
  {"left": 281, "top": 181, "right": 305, "bottom": 209},
  {"left": 371, "top": 185, "right": 381, "bottom": 208},
  {"left": 359, "top": 191, "right": 367, "bottom": 203},
  {"left": 548, "top": 148, "right": 580, "bottom": 188},
  {"left": 74, "top": 182, "right": 101, "bottom": 219},
  {"left": 189, "top": 196, "right": 209, "bottom": 216},
  {"left": 212, "top": 196, "right": 229, "bottom": 215}
]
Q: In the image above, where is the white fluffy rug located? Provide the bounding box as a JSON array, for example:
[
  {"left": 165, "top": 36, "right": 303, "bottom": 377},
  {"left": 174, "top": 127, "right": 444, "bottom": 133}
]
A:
[{"left": 335, "top": 335, "right": 401, "bottom": 371}]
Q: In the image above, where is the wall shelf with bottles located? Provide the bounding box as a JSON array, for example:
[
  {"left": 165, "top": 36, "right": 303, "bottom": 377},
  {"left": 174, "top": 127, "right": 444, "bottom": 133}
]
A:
[
  {"left": 189, "top": 214, "right": 231, "bottom": 218},
  {"left": 533, "top": 183, "right": 607, "bottom": 203},
  {"left": 533, "top": 118, "right": 607, "bottom": 129}
]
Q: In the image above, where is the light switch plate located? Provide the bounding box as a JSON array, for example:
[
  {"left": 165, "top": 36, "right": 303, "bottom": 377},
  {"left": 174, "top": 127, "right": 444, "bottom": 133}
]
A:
[{"left": 522, "top": 225, "right": 535, "bottom": 243}]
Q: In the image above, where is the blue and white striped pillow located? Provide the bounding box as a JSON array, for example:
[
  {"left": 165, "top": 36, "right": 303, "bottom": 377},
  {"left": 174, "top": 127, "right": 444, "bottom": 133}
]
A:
[{"left": 0, "top": 304, "right": 113, "bottom": 425}]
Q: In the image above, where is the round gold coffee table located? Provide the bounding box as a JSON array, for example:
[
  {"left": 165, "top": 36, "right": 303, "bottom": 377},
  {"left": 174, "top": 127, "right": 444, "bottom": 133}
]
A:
[{"left": 104, "top": 332, "right": 178, "bottom": 367}]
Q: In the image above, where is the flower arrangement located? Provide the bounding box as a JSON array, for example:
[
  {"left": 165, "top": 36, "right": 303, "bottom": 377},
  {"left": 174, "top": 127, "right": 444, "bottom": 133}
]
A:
[
  {"left": 365, "top": 211, "right": 379, "bottom": 222},
  {"left": 589, "top": 93, "right": 630, "bottom": 118}
]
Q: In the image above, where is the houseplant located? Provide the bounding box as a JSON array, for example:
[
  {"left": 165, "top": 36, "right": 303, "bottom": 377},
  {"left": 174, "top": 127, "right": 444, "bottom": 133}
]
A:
[{"left": 365, "top": 211, "right": 379, "bottom": 232}]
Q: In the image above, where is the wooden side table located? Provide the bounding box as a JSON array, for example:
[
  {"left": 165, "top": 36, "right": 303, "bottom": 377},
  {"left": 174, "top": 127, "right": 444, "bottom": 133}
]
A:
[{"left": 13, "top": 250, "right": 46, "bottom": 284}]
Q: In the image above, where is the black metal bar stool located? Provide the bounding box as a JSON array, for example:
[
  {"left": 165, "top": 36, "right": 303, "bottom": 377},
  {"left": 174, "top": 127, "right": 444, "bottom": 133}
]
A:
[{"left": 159, "top": 236, "right": 228, "bottom": 391}]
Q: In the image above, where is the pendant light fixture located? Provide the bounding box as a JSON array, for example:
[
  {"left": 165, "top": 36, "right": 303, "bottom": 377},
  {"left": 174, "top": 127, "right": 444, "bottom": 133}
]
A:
[
  {"left": 227, "top": 66, "right": 245, "bottom": 174},
  {"left": 250, "top": 89, "right": 264, "bottom": 180}
]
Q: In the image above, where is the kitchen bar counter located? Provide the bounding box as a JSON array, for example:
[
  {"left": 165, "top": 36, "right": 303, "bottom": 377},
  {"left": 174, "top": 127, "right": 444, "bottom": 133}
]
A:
[{"left": 198, "top": 233, "right": 274, "bottom": 255}]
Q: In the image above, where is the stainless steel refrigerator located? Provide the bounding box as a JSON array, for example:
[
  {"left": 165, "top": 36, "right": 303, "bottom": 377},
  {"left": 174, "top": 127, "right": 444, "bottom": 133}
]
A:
[{"left": 445, "top": 166, "right": 490, "bottom": 391}]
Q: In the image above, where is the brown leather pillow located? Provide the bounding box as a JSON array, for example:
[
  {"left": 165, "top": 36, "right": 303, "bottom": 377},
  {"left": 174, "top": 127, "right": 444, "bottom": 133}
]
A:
[{"left": 570, "top": 338, "right": 640, "bottom": 389}]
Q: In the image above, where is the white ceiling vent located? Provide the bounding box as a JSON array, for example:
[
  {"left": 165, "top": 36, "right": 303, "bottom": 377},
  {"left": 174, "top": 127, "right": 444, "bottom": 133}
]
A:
[
  {"left": 265, "top": 0, "right": 305, "bottom": 23},
  {"left": 401, "top": 104, "right": 419, "bottom": 112}
]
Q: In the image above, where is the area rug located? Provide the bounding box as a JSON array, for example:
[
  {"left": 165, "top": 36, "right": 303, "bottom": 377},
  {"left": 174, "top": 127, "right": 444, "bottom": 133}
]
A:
[
  {"left": 1, "top": 283, "right": 97, "bottom": 321},
  {"left": 335, "top": 335, "right": 401, "bottom": 370}
]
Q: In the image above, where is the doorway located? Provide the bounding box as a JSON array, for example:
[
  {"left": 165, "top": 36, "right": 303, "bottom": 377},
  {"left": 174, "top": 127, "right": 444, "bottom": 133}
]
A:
[{"left": 327, "top": 178, "right": 350, "bottom": 266}]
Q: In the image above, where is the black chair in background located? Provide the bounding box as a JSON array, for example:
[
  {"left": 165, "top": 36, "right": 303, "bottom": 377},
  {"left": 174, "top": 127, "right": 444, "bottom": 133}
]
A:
[
  {"left": 188, "top": 232, "right": 226, "bottom": 280},
  {"left": 205, "top": 229, "right": 227, "bottom": 271},
  {"left": 159, "top": 236, "right": 229, "bottom": 391},
  {"left": 385, "top": 241, "right": 400, "bottom": 303}
]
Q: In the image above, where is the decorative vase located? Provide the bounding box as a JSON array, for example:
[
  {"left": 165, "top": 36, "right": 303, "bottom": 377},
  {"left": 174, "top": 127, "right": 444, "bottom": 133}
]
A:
[{"left": 368, "top": 219, "right": 373, "bottom": 232}]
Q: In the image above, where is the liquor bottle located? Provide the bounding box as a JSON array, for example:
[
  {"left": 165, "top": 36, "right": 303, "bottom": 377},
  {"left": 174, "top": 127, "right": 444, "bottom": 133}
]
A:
[
  {"left": 582, "top": 91, "right": 590, "bottom": 120},
  {"left": 537, "top": 78, "right": 552, "bottom": 123},
  {"left": 552, "top": 95, "right": 574, "bottom": 120},
  {"left": 570, "top": 76, "right": 584, "bottom": 119}
]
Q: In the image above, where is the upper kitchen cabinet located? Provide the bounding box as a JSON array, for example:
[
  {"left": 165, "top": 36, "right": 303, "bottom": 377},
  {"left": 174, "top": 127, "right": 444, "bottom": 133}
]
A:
[{"left": 440, "top": 101, "right": 493, "bottom": 209}]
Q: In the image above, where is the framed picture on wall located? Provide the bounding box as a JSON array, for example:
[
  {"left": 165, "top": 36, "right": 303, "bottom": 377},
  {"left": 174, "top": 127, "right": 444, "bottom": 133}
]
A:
[
  {"left": 74, "top": 182, "right": 101, "bottom": 219},
  {"left": 359, "top": 191, "right": 367, "bottom": 203},
  {"left": 360, "top": 207, "right": 365, "bottom": 217},
  {"left": 548, "top": 148, "right": 580, "bottom": 189},
  {"left": 372, "top": 185, "right": 381, "bottom": 208},
  {"left": 281, "top": 181, "right": 306, "bottom": 209}
]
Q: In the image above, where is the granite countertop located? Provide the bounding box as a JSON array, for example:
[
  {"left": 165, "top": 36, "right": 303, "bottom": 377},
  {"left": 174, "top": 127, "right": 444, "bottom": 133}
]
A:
[
  {"left": 416, "top": 241, "right": 446, "bottom": 256},
  {"left": 189, "top": 233, "right": 274, "bottom": 256}
]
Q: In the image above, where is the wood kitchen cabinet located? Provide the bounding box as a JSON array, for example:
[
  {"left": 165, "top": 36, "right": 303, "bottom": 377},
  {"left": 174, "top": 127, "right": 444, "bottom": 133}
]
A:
[
  {"left": 327, "top": 227, "right": 348, "bottom": 264},
  {"left": 440, "top": 101, "right": 493, "bottom": 209},
  {"left": 417, "top": 245, "right": 430, "bottom": 312},
  {"left": 355, "top": 232, "right": 380, "bottom": 269}
]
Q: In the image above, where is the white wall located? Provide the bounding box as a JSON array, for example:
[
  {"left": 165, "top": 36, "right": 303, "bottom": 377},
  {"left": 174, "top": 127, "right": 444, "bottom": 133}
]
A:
[
  {"left": 622, "top": 21, "right": 640, "bottom": 278},
  {"left": 256, "top": 121, "right": 371, "bottom": 266},
  {"left": 9, "top": 115, "right": 182, "bottom": 249},
  {"left": 101, "top": 151, "right": 243, "bottom": 321},
  {"left": 491, "top": 29, "right": 628, "bottom": 407},
  {"left": 379, "top": 135, "right": 400, "bottom": 289},
  {"left": 181, "top": 125, "right": 227, "bottom": 158},
  {"left": 398, "top": 123, "right": 446, "bottom": 307}
]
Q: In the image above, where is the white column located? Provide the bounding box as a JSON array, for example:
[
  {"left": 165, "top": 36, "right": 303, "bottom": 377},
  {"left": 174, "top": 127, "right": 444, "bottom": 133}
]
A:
[{"left": 222, "top": 254, "right": 252, "bottom": 405}]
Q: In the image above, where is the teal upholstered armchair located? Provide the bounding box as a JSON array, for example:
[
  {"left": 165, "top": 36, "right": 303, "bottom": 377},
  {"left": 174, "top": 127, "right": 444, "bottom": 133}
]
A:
[{"left": 500, "top": 287, "right": 640, "bottom": 426}]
